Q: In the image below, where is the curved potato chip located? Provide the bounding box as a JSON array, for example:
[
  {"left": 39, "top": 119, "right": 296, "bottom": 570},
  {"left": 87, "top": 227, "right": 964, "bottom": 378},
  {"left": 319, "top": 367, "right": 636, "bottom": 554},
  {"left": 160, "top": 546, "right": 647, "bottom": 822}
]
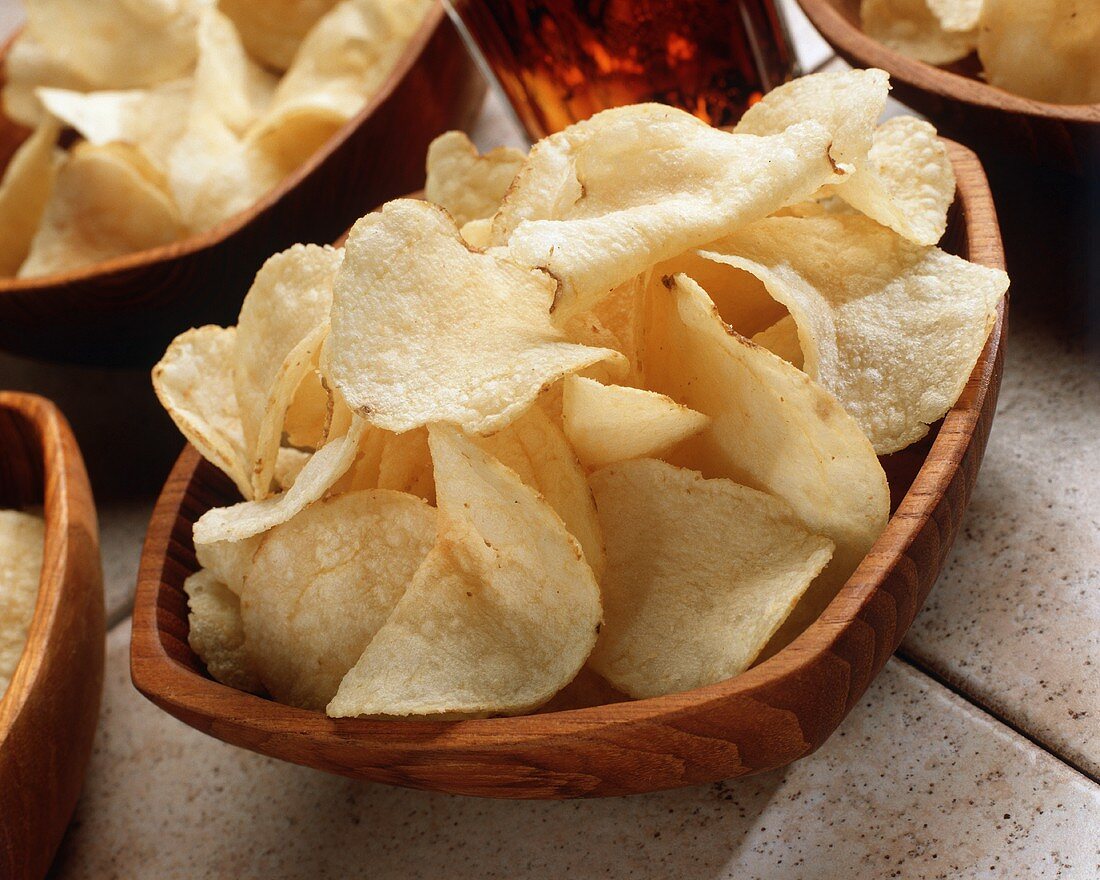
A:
[
  {"left": 562, "top": 376, "right": 709, "bottom": 470},
  {"left": 734, "top": 68, "right": 890, "bottom": 172},
  {"left": 698, "top": 213, "right": 1008, "bottom": 454},
  {"left": 19, "top": 142, "right": 183, "bottom": 278},
  {"left": 152, "top": 325, "right": 251, "bottom": 498},
  {"left": 219, "top": 0, "right": 339, "bottom": 71},
  {"left": 588, "top": 459, "right": 834, "bottom": 698},
  {"left": 977, "top": 0, "right": 1100, "bottom": 105},
  {"left": 329, "top": 199, "right": 619, "bottom": 435},
  {"left": 273, "top": 447, "right": 311, "bottom": 490},
  {"left": 195, "top": 535, "right": 260, "bottom": 595},
  {"left": 183, "top": 568, "right": 262, "bottom": 693},
  {"left": 2, "top": 33, "right": 92, "bottom": 127},
  {"left": 0, "top": 120, "right": 61, "bottom": 277},
  {"left": 474, "top": 402, "right": 604, "bottom": 579},
  {"left": 284, "top": 368, "right": 330, "bottom": 449},
  {"left": 835, "top": 116, "right": 954, "bottom": 247},
  {"left": 425, "top": 131, "right": 526, "bottom": 227},
  {"left": 377, "top": 428, "right": 435, "bottom": 503},
  {"left": 328, "top": 426, "right": 602, "bottom": 718},
  {"left": 492, "top": 104, "right": 835, "bottom": 316},
  {"left": 645, "top": 273, "right": 889, "bottom": 641},
  {"left": 861, "top": 0, "right": 978, "bottom": 65},
  {"left": 751, "top": 315, "right": 804, "bottom": 369},
  {"left": 927, "top": 0, "right": 982, "bottom": 31},
  {"left": 240, "top": 489, "right": 435, "bottom": 709},
  {"left": 194, "top": 7, "right": 277, "bottom": 134},
  {"left": 0, "top": 510, "right": 45, "bottom": 694}
]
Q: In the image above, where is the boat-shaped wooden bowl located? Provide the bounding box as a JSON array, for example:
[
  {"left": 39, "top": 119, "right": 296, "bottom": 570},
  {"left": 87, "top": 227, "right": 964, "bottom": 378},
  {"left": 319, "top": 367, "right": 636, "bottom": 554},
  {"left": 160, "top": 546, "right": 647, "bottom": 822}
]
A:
[
  {"left": 796, "top": 0, "right": 1100, "bottom": 175},
  {"left": 131, "top": 140, "right": 1007, "bottom": 799},
  {"left": 0, "top": 3, "right": 485, "bottom": 367},
  {"left": 0, "top": 393, "right": 103, "bottom": 877}
]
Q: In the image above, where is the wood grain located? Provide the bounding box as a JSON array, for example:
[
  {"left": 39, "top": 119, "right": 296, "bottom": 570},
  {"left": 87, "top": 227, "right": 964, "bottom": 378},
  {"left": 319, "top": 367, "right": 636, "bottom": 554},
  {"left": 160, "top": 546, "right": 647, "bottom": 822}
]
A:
[
  {"left": 0, "top": 3, "right": 486, "bottom": 366},
  {"left": 796, "top": 0, "right": 1100, "bottom": 175},
  {"left": 0, "top": 393, "right": 103, "bottom": 878},
  {"left": 131, "top": 141, "right": 1007, "bottom": 799}
]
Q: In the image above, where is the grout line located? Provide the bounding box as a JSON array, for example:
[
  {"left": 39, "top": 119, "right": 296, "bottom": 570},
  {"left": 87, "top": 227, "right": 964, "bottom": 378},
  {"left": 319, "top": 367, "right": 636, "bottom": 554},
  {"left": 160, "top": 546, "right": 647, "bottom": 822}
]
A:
[{"left": 894, "top": 649, "right": 1100, "bottom": 787}]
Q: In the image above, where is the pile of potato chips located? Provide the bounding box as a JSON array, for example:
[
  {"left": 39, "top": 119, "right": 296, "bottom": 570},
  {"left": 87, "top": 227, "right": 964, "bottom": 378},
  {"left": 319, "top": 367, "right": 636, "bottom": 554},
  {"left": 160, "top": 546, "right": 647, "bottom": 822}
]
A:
[
  {"left": 862, "top": 0, "right": 1099, "bottom": 105},
  {"left": 0, "top": 509, "right": 44, "bottom": 698},
  {"left": 0, "top": 0, "right": 431, "bottom": 279},
  {"left": 155, "top": 69, "right": 1008, "bottom": 718}
]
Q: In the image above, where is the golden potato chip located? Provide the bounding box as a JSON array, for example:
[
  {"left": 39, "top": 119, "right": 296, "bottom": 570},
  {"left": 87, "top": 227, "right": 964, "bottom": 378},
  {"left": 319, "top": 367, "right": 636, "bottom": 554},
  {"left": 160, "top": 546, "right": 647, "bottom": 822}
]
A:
[
  {"left": 861, "top": 0, "right": 978, "bottom": 65},
  {"left": 474, "top": 403, "right": 605, "bottom": 579},
  {"left": 645, "top": 273, "right": 889, "bottom": 641},
  {"left": 240, "top": 489, "right": 435, "bottom": 709},
  {"left": 0, "top": 510, "right": 45, "bottom": 696},
  {"left": 183, "top": 568, "right": 263, "bottom": 693},
  {"left": 328, "top": 422, "right": 388, "bottom": 493},
  {"left": 195, "top": 535, "right": 260, "bottom": 594},
  {"left": 0, "top": 121, "right": 61, "bottom": 277},
  {"left": 751, "top": 315, "right": 804, "bottom": 369},
  {"left": 20, "top": 142, "right": 183, "bottom": 278},
  {"left": 978, "top": 0, "right": 1100, "bottom": 105},
  {"left": 328, "top": 199, "right": 619, "bottom": 435},
  {"left": 492, "top": 103, "right": 836, "bottom": 316},
  {"left": 219, "top": 0, "right": 338, "bottom": 71},
  {"left": 24, "top": 0, "right": 209, "bottom": 90},
  {"left": 459, "top": 217, "right": 493, "bottom": 248},
  {"left": 273, "top": 447, "right": 311, "bottom": 490},
  {"left": 588, "top": 459, "right": 834, "bottom": 698},
  {"left": 152, "top": 325, "right": 252, "bottom": 499},
  {"left": 377, "top": 428, "right": 434, "bottom": 503},
  {"left": 835, "top": 116, "right": 954, "bottom": 247},
  {"left": 193, "top": 7, "right": 277, "bottom": 134},
  {"left": 927, "top": 0, "right": 983, "bottom": 31},
  {"left": 425, "top": 131, "right": 526, "bottom": 227},
  {"left": 734, "top": 68, "right": 890, "bottom": 172},
  {"left": 284, "top": 368, "right": 329, "bottom": 449},
  {"left": 2, "top": 33, "right": 92, "bottom": 127},
  {"left": 328, "top": 426, "right": 602, "bottom": 718},
  {"left": 192, "top": 417, "right": 367, "bottom": 545},
  {"left": 697, "top": 213, "right": 1008, "bottom": 454},
  {"left": 562, "top": 376, "right": 709, "bottom": 470}
]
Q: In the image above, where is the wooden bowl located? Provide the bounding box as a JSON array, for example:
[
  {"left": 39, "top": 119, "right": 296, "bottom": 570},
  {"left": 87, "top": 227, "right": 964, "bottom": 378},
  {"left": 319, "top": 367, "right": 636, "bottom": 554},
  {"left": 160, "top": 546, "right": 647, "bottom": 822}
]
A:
[
  {"left": 131, "top": 140, "right": 1007, "bottom": 800},
  {"left": 795, "top": 0, "right": 1100, "bottom": 175},
  {"left": 0, "top": 3, "right": 485, "bottom": 367},
  {"left": 0, "top": 393, "right": 103, "bottom": 877}
]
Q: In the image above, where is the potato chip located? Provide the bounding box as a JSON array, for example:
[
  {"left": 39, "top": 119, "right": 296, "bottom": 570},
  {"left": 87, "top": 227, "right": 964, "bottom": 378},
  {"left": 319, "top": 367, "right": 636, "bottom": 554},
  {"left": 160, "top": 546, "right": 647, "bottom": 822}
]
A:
[
  {"left": 328, "top": 199, "right": 619, "bottom": 435},
  {"left": 273, "top": 447, "right": 311, "bottom": 490},
  {"left": 751, "top": 315, "right": 804, "bottom": 369},
  {"left": 0, "top": 510, "right": 45, "bottom": 696},
  {"left": 377, "top": 428, "right": 434, "bottom": 503},
  {"left": 474, "top": 403, "right": 605, "bottom": 579},
  {"left": 183, "top": 568, "right": 263, "bottom": 693},
  {"left": 425, "top": 131, "right": 526, "bottom": 227},
  {"left": 861, "top": 0, "right": 978, "bottom": 65},
  {"left": 284, "top": 368, "right": 330, "bottom": 449},
  {"left": 19, "top": 142, "right": 183, "bottom": 278},
  {"left": 834, "top": 116, "right": 954, "bottom": 247},
  {"left": 0, "top": 120, "right": 61, "bottom": 277},
  {"left": 328, "top": 422, "right": 387, "bottom": 493},
  {"left": 219, "top": 0, "right": 339, "bottom": 71},
  {"left": 23, "top": 0, "right": 210, "bottom": 90},
  {"left": 645, "top": 273, "right": 889, "bottom": 640},
  {"left": 2, "top": 33, "right": 92, "bottom": 127},
  {"left": 562, "top": 376, "right": 709, "bottom": 470},
  {"left": 927, "top": 0, "right": 983, "bottom": 32},
  {"left": 978, "top": 0, "right": 1100, "bottom": 105},
  {"left": 194, "top": 535, "right": 260, "bottom": 594},
  {"left": 588, "top": 459, "right": 834, "bottom": 698},
  {"left": 459, "top": 217, "right": 493, "bottom": 248},
  {"left": 734, "top": 68, "right": 890, "bottom": 172},
  {"left": 152, "top": 325, "right": 252, "bottom": 499},
  {"left": 492, "top": 103, "right": 836, "bottom": 316},
  {"left": 239, "top": 489, "right": 434, "bottom": 709},
  {"left": 193, "top": 7, "right": 277, "bottom": 134},
  {"left": 328, "top": 426, "right": 602, "bottom": 718},
  {"left": 697, "top": 213, "right": 1008, "bottom": 454}
]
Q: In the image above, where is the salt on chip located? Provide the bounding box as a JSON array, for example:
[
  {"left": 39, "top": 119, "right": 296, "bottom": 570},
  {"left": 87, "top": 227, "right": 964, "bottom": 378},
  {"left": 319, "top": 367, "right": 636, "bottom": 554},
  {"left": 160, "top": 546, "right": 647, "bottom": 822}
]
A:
[
  {"left": 0, "top": 120, "right": 61, "bottom": 277},
  {"left": 20, "top": 142, "right": 183, "bottom": 278},
  {"left": 751, "top": 315, "right": 804, "bottom": 369},
  {"left": 219, "top": 0, "right": 339, "bottom": 71},
  {"left": 425, "top": 131, "right": 526, "bottom": 227},
  {"left": 645, "top": 273, "right": 889, "bottom": 642},
  {"left": 861, "top": 0, "right": 978, "bottom": 65},
  {"left": 977, "top": 0, "right": 1100, "bottom": 105},
  {"left": 492, "top": 103, "right": 836, "bottom": 316},
  {"left": 328, "top": 199, "right": 619, "bottom": 435},
  {"left": 474, "top": 403, "right": 605, "bottom": 580},
  {"left": 0, "top": 510, "right": 45, "bottom": 695},
  {"left": 327, "top": 426, "right": 602, "bottom": 718},
  {"left": 193, "top": 7, "right": 277, "bottom": 135},
  {"left": 152, "top": 325, "right": 252, "bottom": 499},
  {"left": 239, "top": 489, "right": 434, "bottom": 709},
  {"left": 588, "top": 459, "right": 834, "bottom": 698},
  {"left": 697, "top": 213, "right": 1008, "bottom": 454},
  {"left": 834, "top": 116, "right": 954, "bottom": 247},
  {"left": 2, "top": 33, "right": 92, "bottom": 127},
  {"left": 183, "top": 568, "right": 263, "bottom": 693},
  {"left": 562, "top": 376, "right": 710, "bottom": 470}
]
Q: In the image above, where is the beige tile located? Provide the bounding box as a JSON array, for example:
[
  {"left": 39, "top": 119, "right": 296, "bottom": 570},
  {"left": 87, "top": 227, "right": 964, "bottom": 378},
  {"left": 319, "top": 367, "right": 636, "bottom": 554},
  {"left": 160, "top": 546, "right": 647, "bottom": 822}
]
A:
[
  {"left": 51, "top": 623, "right": 1100, "bottom": 880},
  {"left": 903, "top": 320, "right": 1100, "bottom": 778}
]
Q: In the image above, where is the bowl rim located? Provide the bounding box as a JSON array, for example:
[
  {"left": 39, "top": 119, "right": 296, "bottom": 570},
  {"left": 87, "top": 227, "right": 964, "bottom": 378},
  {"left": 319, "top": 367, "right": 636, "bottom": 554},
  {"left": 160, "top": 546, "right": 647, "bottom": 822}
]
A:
[
  {"left": 795, "top": 0, "right": 1100, "bottom": 123},
  {"left": 0, "top": 1, "right": 449, "bottom": 295},
  {"left": 131, "top": 138, "right": 1006, "bottom": 752}
]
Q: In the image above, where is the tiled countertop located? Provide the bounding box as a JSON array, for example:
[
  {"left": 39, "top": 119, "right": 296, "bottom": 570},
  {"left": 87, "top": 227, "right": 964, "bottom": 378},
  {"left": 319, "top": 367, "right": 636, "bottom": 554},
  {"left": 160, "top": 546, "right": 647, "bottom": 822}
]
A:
[{"left": 0, "top": 2, "right": 1097, "bottom": 876}]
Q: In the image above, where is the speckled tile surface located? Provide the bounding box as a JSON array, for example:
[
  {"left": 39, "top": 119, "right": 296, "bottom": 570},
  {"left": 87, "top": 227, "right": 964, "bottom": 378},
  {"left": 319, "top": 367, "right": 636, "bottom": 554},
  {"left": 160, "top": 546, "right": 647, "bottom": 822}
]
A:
[
  {"left": 50, "top": 624, "right": 1099, "bottom": 880},
  {"left": 902, "top": 320, "right": 1100, "bottom": 778}
]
